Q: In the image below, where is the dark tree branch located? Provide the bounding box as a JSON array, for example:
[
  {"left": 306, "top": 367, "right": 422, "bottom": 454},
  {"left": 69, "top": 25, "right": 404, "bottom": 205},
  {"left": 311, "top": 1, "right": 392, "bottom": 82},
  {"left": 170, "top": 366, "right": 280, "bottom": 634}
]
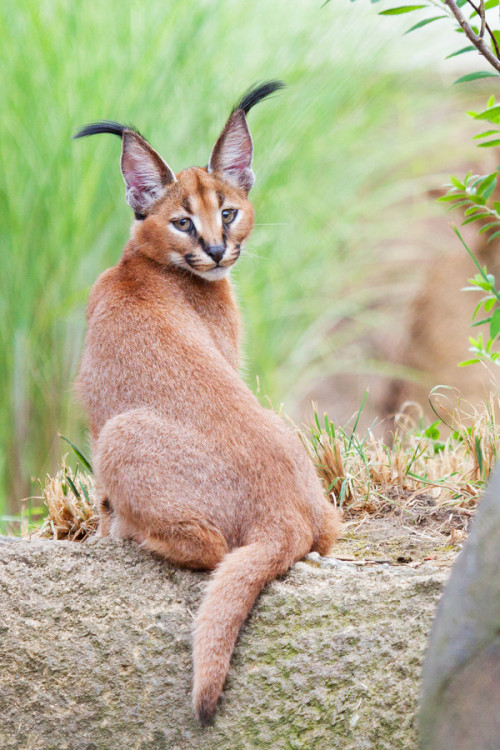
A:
[
  {"left": 465, "top": 0, "right": 500, "bottom": 57},
  {"left": 479, "top": 0, "right": 486, "bottom": 38},
  {"left": 444, "top": 0, "right": 500, "bottom": 67}
]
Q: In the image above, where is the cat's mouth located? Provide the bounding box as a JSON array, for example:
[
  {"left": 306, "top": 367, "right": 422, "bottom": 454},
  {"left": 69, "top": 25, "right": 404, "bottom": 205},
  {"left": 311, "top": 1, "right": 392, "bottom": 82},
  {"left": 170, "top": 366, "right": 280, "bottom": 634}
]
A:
[
  {"left": 180, "top": 254, "right": 232, "bottom": 280},
  {"left": 184, "top": 252, "right": 239, "bottom": 272},
  {"left": 185, "top": 256, "right": 220, "bottom": 272}
]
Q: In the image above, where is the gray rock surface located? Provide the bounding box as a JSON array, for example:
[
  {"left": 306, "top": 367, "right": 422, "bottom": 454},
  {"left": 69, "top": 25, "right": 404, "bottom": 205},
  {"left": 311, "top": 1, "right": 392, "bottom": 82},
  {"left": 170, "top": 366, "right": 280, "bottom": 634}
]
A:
[
  {"left": 419, "top": 468, "right": 500, "bottom": 750},
  {"left": 0, "top": 537, "right": 446, "bottom": 750}
]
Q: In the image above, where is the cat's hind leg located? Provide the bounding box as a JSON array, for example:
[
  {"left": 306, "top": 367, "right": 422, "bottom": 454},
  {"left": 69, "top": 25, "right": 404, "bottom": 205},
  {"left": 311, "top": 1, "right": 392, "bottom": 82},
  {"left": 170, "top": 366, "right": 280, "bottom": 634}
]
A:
[
  {"left": 141, "top": 521, "right": 228, "bottom": 570},
  {"left": 95, "top": 408, "right": 229, "bottom": 571}
]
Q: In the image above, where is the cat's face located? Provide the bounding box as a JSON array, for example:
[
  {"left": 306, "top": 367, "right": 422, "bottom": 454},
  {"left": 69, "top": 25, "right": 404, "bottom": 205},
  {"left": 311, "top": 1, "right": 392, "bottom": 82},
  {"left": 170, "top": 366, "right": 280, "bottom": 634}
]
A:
[
  {"left": 133, "top": 166, "right": 254, "bottom": 281},
  {"left": 75, "top": 82, "right": 284, "bottom": 282},
  {"left": 115, "top": 105, "right": 257, "bottom": 282}
]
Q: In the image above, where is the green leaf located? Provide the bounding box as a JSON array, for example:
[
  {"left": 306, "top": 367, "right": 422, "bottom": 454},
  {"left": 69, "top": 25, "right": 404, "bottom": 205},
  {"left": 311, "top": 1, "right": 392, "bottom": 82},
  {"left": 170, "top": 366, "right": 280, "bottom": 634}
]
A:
[
  {"left": 464, "top": 206, "right": 487, "bottom": 216},
  {"left": 64, "top": 471, "right": 81, "bottom": 501},
  {"left": 488, "top": 230, "right": 500, "bottom": 241},
  {"left": 462, "top": 214, "right": 485, "bottom": 225},
  {"left": 490, "top": 308, "right": 500, "bottom": 339},
  {"left": 472, "top": 104, "right": 500, "bottom": 122},
  {"left": 484, "top": 297, "right": 497, "bottom": 312},
  {"left": 404, "top": 15, "right": 446, "bottom": 33},
  {"left": 471, "top": 298, "right": 486, "bottom": 319},
  {"left": 473, "top": 130, "right": 500, "bottom": 139},
  {"left": 423, "top": 421, "right": 441, "bottom": 440},
  {"left": 478, "top": 139, "right": 500, "bottom": 147},
  {"left": 477, "top": 173, "right": 497, "bottom": 196},
  {"left": 78, "top": 480, "right": 92, "bottom": 505},
  {"left": 452, "top": 227, "right": 500, "bottom": 303},
  {"left": 492, "top": 30, "right": 500, "bottom": 53},
  {"left": 379, "top": 5, "right": 426, "bottom": 14},
  {"left": 459, "top": 358, "right": 481, "bottom": 366},
  {"left": 446, "top": 45, "right": 476, "bottom": 58},
  {"left": 455, "top": 72, "right": 500, "bottom": 84},
  {"left": 476, "top": 436, "right": 484, "bottom": 475},
  {"left": 470, "top": 195, "right": 487, "bottom": 205},
  {"left": 479, "top": 221, "right": 500, "bottom": 233},
  {"left": 59, "top": 434, "right": 94, "bottom": 474},
  {"left": 450, "top": 175, "right": 464, "bottom": 190},
  {"left": 471, "top": 316, "right": 492, "bottom": 327},
  {"left": 437, "top": 193, "right": 465, "bottom": 202}
]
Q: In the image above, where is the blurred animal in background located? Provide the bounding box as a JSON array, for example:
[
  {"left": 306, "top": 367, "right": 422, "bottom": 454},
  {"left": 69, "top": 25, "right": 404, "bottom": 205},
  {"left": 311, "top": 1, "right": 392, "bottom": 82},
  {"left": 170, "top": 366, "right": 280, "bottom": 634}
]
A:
[
  {"left": 299, "top": 185, "right": 500, "bottom": 435},
  {"left": 384, "top": 222, "right": 500, "bottom": 423}
]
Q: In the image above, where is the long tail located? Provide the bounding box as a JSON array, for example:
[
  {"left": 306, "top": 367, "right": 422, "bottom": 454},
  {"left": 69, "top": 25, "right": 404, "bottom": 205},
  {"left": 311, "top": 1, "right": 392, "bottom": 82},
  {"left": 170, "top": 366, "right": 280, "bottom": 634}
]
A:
[{"left": 192, "top": 540, "right": 292, "bottom": 725}]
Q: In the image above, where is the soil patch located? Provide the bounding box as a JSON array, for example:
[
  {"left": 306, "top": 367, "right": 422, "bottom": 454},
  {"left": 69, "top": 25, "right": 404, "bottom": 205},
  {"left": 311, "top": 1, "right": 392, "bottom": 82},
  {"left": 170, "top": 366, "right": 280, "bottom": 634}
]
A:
[{"left": 336, "top": 491, "right": 473, "bottom": 569}]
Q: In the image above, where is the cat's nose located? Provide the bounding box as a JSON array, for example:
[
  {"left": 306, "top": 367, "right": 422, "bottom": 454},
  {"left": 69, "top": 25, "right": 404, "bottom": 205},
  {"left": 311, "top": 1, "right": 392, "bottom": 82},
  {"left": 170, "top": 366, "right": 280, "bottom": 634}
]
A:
[{"left": 205, "top": 244, "right": 225, "bottom": 263}]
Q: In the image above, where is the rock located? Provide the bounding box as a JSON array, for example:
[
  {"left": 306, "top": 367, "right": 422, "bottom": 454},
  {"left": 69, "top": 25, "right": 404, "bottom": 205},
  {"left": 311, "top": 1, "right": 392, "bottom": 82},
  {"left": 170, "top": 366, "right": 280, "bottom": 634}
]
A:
[
  {"left": 0, "top": 537, "right": 446, "bottom": 749},
  {"left": 419, "top": 468, "right": 500, "bottom": 750}
]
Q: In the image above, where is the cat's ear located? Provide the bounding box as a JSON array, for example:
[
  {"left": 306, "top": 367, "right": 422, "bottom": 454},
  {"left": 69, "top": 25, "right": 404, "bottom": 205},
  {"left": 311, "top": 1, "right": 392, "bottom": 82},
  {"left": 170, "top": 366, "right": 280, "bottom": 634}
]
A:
[
  {"left": 208, "top": 109, "right": 254, "bottom": 193},
  {"left": 120, "top": 130, "right": 176, "bottom": 216},
  {"left": 73, "top": 121, "right": 176, "bottom": 217},
  {"left": 207, "top": 82, "right": 285, "bottom": 193}
]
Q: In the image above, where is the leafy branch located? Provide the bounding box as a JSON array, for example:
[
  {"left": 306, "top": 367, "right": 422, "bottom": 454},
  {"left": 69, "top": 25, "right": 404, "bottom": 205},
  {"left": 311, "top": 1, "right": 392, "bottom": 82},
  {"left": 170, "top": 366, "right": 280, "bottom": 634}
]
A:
[
  {"left": 442, "top": 0, "right": 500, "bottom": 70},
  {"left": 434, "top": 96, "right": 500, "bottom": 363},
  {"left": 338, "top": 0, "right": 500, "bottom": 365},
  {"left": 363, "top": 0, "right": 500, "bottom": 82}
]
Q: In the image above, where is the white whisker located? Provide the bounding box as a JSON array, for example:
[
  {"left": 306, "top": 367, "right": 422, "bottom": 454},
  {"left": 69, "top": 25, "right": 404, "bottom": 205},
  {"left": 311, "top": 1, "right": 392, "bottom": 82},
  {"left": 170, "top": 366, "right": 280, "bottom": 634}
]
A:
[{"left": 244, "top": 250, "right": 267, "bottom": 260}]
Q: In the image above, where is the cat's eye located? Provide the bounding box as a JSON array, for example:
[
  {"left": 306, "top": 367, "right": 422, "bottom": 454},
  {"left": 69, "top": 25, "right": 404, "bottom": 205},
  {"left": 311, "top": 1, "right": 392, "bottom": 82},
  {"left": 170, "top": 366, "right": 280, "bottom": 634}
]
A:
[
  {"left": 172, "top": 217, "right": 193, "bottom": 232},
  {"left": 222, "top": 208, "right": 238, "bottom": 224}
]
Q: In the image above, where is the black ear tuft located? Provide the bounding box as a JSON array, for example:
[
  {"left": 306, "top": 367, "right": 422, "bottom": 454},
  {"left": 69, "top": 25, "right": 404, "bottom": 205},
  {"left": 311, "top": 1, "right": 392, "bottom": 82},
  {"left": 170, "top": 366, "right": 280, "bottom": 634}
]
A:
[
  {"left": 233, "top": 80, "right": 285, "bottom": 116},
  {"left": 73, "top": 121, "right": 176, "bottom": 214},
  {"left": 208, "top": 80, "right": 285, "bottom": 193},
  {"left": 73, "top": 121, "right": 140, "bottom": 140}
]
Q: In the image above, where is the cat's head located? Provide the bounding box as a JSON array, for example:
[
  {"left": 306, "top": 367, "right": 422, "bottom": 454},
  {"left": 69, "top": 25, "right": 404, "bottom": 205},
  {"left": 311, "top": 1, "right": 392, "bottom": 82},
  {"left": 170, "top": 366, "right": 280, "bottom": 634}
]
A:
[{"left": 74, "top": 81, "right": 284, "bottom": 281}]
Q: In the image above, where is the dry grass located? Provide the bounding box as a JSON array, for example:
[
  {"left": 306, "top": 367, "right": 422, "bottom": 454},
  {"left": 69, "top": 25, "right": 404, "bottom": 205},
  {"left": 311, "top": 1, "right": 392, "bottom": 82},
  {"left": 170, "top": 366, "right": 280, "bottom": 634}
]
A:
[
  {"left": 31, "top": 460, "right": 98, "bottom": 541},
  {"left": 24, "top": 389, "right": 498, "bottom": 543},
  {"left": 302, "top": 387, "right": 499, "bottom": 521}
]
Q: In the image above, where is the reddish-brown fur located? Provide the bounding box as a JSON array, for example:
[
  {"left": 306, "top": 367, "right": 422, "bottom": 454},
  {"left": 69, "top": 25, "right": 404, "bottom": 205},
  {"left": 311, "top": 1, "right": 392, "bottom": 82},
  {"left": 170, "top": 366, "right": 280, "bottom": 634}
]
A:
[{"left": 75, "top": 87, "right": 340, "bottom": 723}]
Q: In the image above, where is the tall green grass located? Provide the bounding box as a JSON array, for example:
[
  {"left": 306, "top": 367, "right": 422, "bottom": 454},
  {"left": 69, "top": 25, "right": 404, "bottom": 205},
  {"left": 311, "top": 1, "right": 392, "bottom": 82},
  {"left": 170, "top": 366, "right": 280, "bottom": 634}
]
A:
[{"left": 0, "top": 0, "right": 470, "bottom": 512}]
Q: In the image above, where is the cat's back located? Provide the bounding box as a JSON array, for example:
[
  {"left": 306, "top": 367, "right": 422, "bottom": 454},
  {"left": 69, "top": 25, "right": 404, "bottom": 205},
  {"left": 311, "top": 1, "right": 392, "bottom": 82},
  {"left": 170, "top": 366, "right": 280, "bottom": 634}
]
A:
[
  {"left": 78, "top": 252, "right": 241, "bottom": 436},
  {"left": 86, "top": 253, "right": 181, "bottom": 321}
]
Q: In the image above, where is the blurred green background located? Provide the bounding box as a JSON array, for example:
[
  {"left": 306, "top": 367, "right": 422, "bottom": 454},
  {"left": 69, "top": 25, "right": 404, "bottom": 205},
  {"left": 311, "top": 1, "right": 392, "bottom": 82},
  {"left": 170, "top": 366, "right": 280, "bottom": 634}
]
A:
[{"left": 0, "top": 0, "right": 477, "bottom": 515}]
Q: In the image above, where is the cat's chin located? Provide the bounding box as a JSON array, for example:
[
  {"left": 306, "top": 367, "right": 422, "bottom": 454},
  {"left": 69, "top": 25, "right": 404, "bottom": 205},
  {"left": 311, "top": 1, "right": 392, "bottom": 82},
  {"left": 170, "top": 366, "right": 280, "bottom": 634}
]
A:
[
  {"left": 168, "top": 256, "right": 232, "bottom": 281},
  {"left": 189, "top": 265, "right": 231, "bottom": 282}
]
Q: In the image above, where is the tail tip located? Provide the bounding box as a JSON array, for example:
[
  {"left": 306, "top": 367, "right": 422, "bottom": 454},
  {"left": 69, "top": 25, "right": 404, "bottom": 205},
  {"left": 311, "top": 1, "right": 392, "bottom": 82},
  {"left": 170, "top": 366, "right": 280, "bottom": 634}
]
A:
[{"left": 194, "top": 691, "right": 218, "bottom": 727}]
